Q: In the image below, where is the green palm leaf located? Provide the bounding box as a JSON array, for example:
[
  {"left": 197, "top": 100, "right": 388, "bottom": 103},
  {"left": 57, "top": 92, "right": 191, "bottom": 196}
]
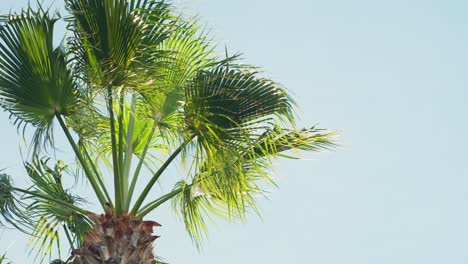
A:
[
  {"left": 66, "top": 0, "right": 173, "bottom": 87},
  {"left": 0, "top": 7, "right": 79, "bottom": 150},
  {"left": 137, "top": 18, "right": 214, "bottom": 100},
  {"left": 69, "top": 99, "right": 165, "bottom": 169},
  {"left": 24, "top": 158, "right": 91, "bottom": 260},
  {"left": 172, "top": 127, "right": 336, "bottom": 245},
  {"left": 0, "top": 173, "right": 31, "bottom": 232},
  {"left": 249, "top": 126, "right": 338, "bottom": 158},
  {"left": 185, "top": 64, "right": 295, "bottom": 146}
]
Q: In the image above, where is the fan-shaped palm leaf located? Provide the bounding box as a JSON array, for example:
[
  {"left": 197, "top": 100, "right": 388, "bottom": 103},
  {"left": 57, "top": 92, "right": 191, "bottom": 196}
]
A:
[
  {"left": 0, "top": 7, "right": 79, "bottom": 150},
  {"left": 66, "top": 0, "right": 173, "bottom": 87},
  {"left": 185, "top": 64, "right": 295, "bottom": 148}
]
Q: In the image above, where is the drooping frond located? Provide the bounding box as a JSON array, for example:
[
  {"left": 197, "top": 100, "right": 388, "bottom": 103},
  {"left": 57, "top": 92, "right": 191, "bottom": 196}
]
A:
[
  {"left": 171, "top": 180, "right": 213, "bottom": 245},
  {"left": 0, "top": 173, "right": 30, "bottom": 232},
  {"left": 173, "top": 151, "right": 267, "bottom": 246},
  {"left": 0, "top": 7, "right": 80, "bottom": 150},
  {"left": 24, "top": 158, "right": 91, "bottom": 260},
  {"left": 172, "top": 126, "right": 337, "bottom": 245}
]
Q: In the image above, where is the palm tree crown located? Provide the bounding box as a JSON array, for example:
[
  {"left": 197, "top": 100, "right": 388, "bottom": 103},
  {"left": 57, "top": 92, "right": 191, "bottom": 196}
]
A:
[{"left": 0, "top": 0, "right": 336, "bottom": 263}]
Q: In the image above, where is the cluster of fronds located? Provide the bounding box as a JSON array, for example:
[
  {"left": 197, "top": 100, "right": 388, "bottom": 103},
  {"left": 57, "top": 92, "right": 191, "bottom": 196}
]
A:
[{"left": 0, "top": 0, "right": 337, "bottom": 262}]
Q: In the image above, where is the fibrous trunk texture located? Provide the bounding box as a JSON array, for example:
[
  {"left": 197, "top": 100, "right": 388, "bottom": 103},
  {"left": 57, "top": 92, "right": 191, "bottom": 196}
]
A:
[{"left": 72, "top": 211, "right": 160, "bottom": 264}]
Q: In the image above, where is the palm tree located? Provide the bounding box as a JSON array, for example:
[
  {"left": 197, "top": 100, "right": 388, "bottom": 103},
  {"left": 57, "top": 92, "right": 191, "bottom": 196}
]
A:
[{"left": 0, "top": 0, "right": 336, "bottom": 263}]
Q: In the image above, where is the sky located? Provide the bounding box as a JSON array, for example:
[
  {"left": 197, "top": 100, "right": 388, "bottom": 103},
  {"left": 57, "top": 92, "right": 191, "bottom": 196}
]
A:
[{"left": 1, "top": 0, "right": 468, "bottom": 263}]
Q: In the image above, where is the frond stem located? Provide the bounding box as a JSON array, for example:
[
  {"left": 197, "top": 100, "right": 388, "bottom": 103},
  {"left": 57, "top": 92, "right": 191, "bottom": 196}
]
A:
[
  {"left": 131, "top": 134, "right": 196, "bottom": 214},
  {"left": 107, "top": 87, "right": 123, "bottom": 215},
  {"left": 81, "top": 144, "right": 114, "bottom": 207},
  {"left": 13, "top": 187, "right": 89, "bottom": 215},
  {"left": 56, "top": 115, "right": 107, "bottom": 209},
  {"left": 63, "top": 226, "right": 75, "bottom": 250},
  {"left": 124, "top": 119, "right": 157, "bottom": 211},
  {"left": 118, "top": 91, "right": 125, "bottom": 201},
  {"left": 137, "top": 183, "right": 193, "bottom": 218},
  {"left": 122, "top": 95, "right": 137, "bottom": 206}
]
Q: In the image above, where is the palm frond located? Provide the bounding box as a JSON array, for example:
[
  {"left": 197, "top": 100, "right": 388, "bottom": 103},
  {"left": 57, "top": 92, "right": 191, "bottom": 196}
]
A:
[
  {"left": 172, "top": 126, "right": 337, "bottom": 245},
  {"left": 249, "top": 126, "right": 338, "bottom": 158},
  {"left": 0, "top": 173, "right": 31, "bottom": 232},
  {"left": 169, "top": 152, "right": 265, "bottom": 247},
  {"left": 167, "top": 62, "right": 300, "bottom": 245},
  {"left": 0, "top": 7, "right": 80, "bottom": 151},
  {"left": 137, "top": 17, "right": 214, "bottom": 95},
  {"left": 172, "top": 180, "right": 213, "bottom": 246},
  {"left": 66, "top": 0, "right": 173, "bottom": 87},
  {"left": 184, "top": 64, "right": 295, "bottom": 150},
  {"left": 24, "top": 158, "right": 91, "bottom": 260},
  {"left": 135, "top": 18, "right": 217, "bottom": 147},
  {"left": 170, "top": 157, "right": 267, "bottom": 245}
]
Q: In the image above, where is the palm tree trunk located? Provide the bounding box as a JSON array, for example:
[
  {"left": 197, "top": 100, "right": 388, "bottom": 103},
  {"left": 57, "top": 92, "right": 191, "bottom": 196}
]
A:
[{"left": 72, "top": 210, "right": 160, "bottom": 264}]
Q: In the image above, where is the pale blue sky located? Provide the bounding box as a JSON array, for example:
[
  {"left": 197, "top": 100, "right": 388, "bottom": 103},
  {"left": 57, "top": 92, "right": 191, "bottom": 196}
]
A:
[{"left": 1, "top": 0, "right": 468, "bottom": 263}]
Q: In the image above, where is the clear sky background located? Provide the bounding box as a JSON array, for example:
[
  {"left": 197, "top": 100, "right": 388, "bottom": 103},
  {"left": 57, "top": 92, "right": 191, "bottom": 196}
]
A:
[{"left": 1, "top": 0, "right": 468, "bottom": 263}]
